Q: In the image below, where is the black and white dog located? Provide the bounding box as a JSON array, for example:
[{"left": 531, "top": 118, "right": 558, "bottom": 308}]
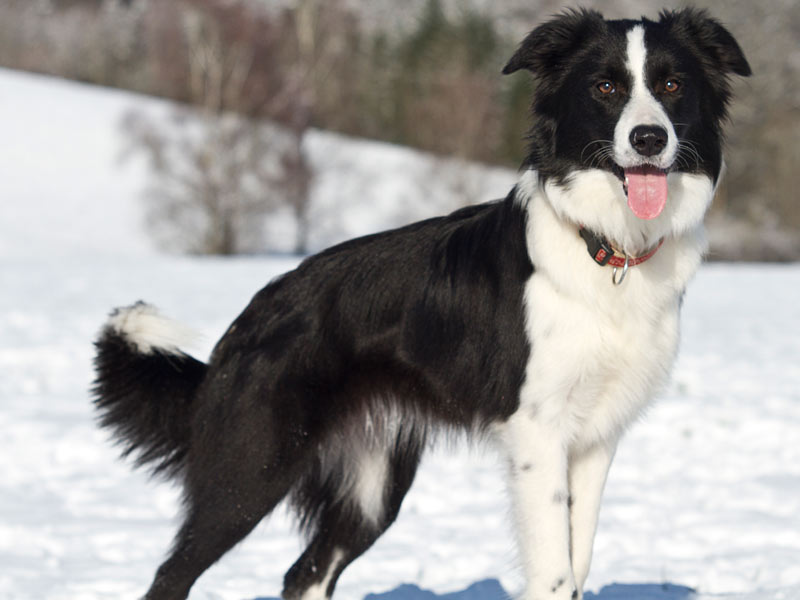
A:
[{"left": 93, "top": 9, "right": 750, "bottom": 600}]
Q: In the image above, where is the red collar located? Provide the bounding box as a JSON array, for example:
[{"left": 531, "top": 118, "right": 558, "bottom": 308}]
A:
[{"left": 578, "top": 226, "right": 664, "bottom": 269}]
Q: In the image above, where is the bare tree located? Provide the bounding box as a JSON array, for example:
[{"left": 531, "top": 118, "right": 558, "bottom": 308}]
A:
[
  {"left": 121, "top": 0, "right": 365, "bottom": 255},
  {"left": 123, "top": 109, "right": 293, "bottom": 255},
  {"left": 122, "top": 0, "right": 323, "bottom": 255}
]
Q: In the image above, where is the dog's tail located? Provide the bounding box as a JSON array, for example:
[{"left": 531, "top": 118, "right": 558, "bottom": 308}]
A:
[{"left": 92, "top": 301, "right": 207, "bottom": 479}]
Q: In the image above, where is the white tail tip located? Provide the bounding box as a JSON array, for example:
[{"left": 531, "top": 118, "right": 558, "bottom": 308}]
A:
[{"left": 105, "top": 301, "right": 199, "bottom": 355}]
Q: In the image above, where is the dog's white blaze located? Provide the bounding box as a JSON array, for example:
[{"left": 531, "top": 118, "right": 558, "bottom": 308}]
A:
[
  {"left": 614, "top": 25, "right": 678, "bottom": 168},
  {"left": 298, "top": 548, "right": 345, "bottom": 600},
  {"left": 106, "top": 303, "right": 198, "bottom": 355}
]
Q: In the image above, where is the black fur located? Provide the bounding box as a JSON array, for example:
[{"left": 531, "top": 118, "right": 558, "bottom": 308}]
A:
[
  {"left": 94, "top": 193, "right": 532, "bottom": 599},
  {"left": 93, "top": 315, "right": 207, "bottom": 478}
]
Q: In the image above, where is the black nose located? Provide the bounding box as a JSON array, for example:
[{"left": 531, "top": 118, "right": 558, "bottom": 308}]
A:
[{"left": 629, "top": 125, "right": 668, "bottom": 157}]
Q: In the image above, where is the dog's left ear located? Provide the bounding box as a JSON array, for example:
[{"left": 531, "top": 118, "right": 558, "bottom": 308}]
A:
[
  {"left": 502, "top": 8, "right": 604, "bottom": 76},
  {"left": 660, "top": 8, "right": 751, "bottom": 77}
]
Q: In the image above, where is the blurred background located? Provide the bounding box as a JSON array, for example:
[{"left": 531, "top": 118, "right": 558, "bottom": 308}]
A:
[{"left": 1, "top": 0, "right": 797, "bottom": 260}]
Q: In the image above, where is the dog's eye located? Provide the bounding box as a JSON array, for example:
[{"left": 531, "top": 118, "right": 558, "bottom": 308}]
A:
[
  {"left": 597, "top": 81, "right": 616, "bottom": 95},
  {"left": 664, "top": 79, "right": 681, "bottom": 93}
]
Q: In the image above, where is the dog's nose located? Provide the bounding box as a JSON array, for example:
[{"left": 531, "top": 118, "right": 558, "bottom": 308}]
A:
[{"left": 629, "top": 125, "right": 668, "bottom": 157}]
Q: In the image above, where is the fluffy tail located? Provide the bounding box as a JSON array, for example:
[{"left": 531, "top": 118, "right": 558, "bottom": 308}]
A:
[{"left": 92, "top": 301, "right": 207, "bottom": 478}]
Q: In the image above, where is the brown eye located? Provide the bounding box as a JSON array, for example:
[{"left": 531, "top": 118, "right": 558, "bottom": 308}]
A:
[
  {"left": 664, "top": 79, "right": 681, "bottom": 93},
  {"left": 597, "top": 81, "right": 616, "bottom": 95}
]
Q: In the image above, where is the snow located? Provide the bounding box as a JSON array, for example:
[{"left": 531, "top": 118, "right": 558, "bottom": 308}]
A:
[{"left": 1, "top": 67, "right": 799, "bottom": 600}]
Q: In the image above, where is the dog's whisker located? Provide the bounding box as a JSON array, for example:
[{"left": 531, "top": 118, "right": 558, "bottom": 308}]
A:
[
  {"left": 676, "top": 140, "right": 703, "bottom": 170},
  {"left": 580, "top": 140, "right": 614, "bottom": 165},
  {"left": 582, "top": 142, "right": 616, "bottom": 169}
]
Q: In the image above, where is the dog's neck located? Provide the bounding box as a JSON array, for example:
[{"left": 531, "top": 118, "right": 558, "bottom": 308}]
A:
[
  {"left": 515, "top": 168, "right": 711, "bottom": 255},
  {"left": 515, "top": 168, "right": 708, "bottom": 299}
]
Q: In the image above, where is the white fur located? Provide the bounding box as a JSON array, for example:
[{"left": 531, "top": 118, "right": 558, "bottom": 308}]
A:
[
  {"left": 614, "top": 26, "right": 678, "bottom": 169},
  {"left": 501, "top": 158, "right": 711, "bottom": 600},
  {"left": 526, "top": 167, "right": 713, "bottom": 257},
  {"left": 352, "top": 449, "right": 389, "bottom": 526},
  {"left": 568, "top": 443, "right": 616, "bottom": 590},
  {"left": 502, "top": 413, "right": 576, "bottom": 599},
  {"left": 318, "top": 401, "right": 424, "bottom": 527},
  {"left": 318, "top": 436, "right": 388, "bottom": 527},
  {"left": 298, "top": 548, "right": 344, "bottom": 600},
  {"left": 106, "top": 302, "right": 198, "bottom": 355}
]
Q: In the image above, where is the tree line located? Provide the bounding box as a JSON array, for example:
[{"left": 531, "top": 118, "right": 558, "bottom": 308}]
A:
[{"left": 1, "top": 0, "right": 796, "bottom": 259}]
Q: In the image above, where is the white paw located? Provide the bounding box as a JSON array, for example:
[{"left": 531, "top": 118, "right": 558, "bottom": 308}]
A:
[{"left": 523, "top": 574, "right": 578, "bottom": 600}]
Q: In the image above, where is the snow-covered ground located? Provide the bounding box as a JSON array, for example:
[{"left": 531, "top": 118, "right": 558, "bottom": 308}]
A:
[{"left": 1, "top": 68, "right": 799, "bottom": 600}]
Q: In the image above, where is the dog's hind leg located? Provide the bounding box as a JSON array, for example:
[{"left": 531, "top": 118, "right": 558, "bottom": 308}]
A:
[
  {"left": 143, "top": 426, "right": 312, "bottom": 600},
  {"left": 283, "top": 440, "right": 423, "bottom": 600}
]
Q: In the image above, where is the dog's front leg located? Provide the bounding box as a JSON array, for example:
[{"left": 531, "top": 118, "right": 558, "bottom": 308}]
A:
[
  {"left": 502, "top": 414, "right": 577, "bottom": 600},
  {"left": 568, "top": 442, "right": 617, "bottom": 599}
]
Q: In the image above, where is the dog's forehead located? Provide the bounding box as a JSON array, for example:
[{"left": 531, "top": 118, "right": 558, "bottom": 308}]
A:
[
  {"left": 599, "top": 17, "right": 664, "bottom": 50},
  {"left": 594, "top": 17, "right": 687, "bottom": 72},
  {"left": 606, "top": 16, "right": 662, "bottom": 34},
  {"left": 572, "top": 18, "right": 648, "bottom": 61},
  {"left": 567, "top": 20, "right": 638, "bottom": 76}
]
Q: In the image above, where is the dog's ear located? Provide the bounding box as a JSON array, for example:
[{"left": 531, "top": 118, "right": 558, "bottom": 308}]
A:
[
  {"left": 502, "top": 8, "right": 604, "bottom": 76},
  {"left": 660, "top": 8, "right": 751, "bottom": 77}
]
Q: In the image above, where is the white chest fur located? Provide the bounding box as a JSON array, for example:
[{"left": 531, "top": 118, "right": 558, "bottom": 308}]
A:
[{"left": 516, "top": 169, "right": 708, "bottom": 453}]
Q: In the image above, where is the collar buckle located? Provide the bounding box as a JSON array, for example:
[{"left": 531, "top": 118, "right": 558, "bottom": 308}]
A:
[{"left": 578, "top": 227, "right": 614, "bottom": 266}]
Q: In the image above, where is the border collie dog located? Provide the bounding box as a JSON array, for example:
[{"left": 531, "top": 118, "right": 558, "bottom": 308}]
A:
[{"left": 93, "top": 9, "right": 750, "bottom": 600}]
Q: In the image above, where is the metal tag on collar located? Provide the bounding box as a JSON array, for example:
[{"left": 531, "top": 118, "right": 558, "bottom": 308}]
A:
[
  {"left": 579, "top": 228, "right": 613, "bottom": 267},
  {"left": 612, "top": 254, "right": 630, "bottom": 285}
]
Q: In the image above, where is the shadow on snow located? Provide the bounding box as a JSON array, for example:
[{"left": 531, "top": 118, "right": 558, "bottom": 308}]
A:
[{"left": 254, "top": 579, "right": 695, "bottom": 600}]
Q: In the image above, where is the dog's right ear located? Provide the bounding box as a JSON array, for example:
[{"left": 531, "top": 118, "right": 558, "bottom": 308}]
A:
[{"left": 502, "top": 8, "right": 604, "bottom": 76}]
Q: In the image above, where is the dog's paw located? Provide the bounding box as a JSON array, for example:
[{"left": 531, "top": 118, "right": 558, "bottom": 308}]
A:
[{"left": 523, "top": 575, "right": 578, "bottom": 600}]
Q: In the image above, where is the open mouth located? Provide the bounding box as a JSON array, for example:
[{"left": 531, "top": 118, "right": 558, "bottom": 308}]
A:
[{"left": 612, "top": 164, "right": 669, "bottom": 220}]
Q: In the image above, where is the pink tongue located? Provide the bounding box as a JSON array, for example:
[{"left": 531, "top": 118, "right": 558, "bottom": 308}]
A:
[{"left": 625, "top": 166, "right": 668, "bottom": 219}]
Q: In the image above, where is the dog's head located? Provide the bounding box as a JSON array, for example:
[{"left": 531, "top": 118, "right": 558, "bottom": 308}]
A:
[{"left": 505, "top": 8, "right": 750, "bottom": 231}]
